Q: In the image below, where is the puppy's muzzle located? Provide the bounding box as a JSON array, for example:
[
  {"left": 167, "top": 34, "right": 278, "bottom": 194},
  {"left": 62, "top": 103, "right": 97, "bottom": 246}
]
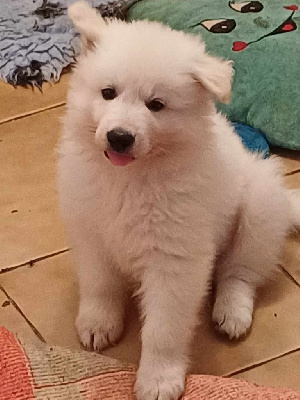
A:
[{"left": 107, "top": 129, "right": 135, "bottom": 153}]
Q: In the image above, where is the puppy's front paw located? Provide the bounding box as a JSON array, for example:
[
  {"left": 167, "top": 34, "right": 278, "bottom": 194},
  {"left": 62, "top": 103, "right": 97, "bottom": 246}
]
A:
[
  {"left": 76, "top": 303, "right": 124, "bottom": 351},
  {"left": 212, "top": 296, "right": 253, "bottom": 340},
  {"left": 135, "top": 363, "right": 185, "bottom": 400}
]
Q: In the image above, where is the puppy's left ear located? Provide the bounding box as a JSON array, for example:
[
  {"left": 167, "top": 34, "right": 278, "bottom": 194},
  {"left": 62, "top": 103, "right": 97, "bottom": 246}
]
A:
[
  {"left": 193, "top": 54, "right": 234, "bottom": 104},
  {"left": 68, "top": 1, "right": 107, "bottom": 53}
]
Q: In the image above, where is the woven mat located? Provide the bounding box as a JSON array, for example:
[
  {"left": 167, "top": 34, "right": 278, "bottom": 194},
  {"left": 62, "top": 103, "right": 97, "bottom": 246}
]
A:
[{"left": 1, "top": 327, "right": 299, "bottom": 399}]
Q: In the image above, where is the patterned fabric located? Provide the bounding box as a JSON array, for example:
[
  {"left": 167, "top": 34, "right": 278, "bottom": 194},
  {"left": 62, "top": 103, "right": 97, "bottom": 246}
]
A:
[
  {"left": 0, "top": 0, "right": 139, "bottom": 88},
  {"left": 128, "top": 0, "right": 300, "bottom": 150},
  {"left": 1, "top": 327, "right": 300, "bottom": 399}
]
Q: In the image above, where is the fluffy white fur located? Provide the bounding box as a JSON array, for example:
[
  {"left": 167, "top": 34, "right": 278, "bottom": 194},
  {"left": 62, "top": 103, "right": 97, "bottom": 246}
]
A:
[{"left": 57, "top": 3, "right": 300, "bottom": 399}]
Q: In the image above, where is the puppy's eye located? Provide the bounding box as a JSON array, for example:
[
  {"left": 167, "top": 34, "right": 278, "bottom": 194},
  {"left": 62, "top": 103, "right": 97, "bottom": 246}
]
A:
[
  {"left": 146, "top": 99, "right": 164, "bottom": 112},
  {"left": 102, "top": 88, "right": 117, "bottom": 100}
]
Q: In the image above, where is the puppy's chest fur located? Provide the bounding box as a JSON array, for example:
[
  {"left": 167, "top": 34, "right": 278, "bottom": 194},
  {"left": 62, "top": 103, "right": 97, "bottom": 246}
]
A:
[{"left": 95, "top": 169, "right": 215, "bottom": 272}]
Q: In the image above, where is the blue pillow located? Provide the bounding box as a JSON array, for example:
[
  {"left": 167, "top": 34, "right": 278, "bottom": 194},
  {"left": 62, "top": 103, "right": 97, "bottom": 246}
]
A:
[{"left": 233, "top": 122, "right": 269, "bottom": 158}]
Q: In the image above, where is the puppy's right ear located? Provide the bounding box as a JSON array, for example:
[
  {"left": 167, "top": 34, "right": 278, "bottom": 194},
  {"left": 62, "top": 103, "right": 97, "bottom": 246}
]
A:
[
  {"left": 68, "top": 1, "right": 106, "bottom": 53},
  {"left": 193, "top": 54, "right": 233, "bottom": 104}
]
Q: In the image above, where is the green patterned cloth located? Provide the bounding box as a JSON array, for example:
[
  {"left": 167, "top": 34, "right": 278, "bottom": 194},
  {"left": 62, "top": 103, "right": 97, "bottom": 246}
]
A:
[{"left": 128, "top": 0, "right": 300, "bottom": 150}]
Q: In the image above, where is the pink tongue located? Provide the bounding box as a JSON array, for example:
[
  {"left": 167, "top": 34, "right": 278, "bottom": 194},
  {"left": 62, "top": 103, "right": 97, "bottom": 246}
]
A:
[{"left": 105, "top": 151, "right": 134, "bottom": 166}]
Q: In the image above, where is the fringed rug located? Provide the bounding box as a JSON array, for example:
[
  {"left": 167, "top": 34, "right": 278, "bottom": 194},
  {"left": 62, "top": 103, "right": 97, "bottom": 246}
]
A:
[{"left": 0, "top": 0, "right": 139, "bottom": 88}]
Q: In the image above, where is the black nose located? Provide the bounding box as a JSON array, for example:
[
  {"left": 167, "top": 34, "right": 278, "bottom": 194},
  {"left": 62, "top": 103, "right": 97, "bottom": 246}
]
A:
[{"left": 107, "top": 129, "right": 135, "bottom": 153}]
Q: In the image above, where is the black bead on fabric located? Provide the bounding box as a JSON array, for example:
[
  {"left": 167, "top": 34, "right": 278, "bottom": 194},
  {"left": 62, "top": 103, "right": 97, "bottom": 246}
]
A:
[
  {"left": 7, "top": 60, "right": 45, "bottom": 90},
  {"left": 33, "top": 0, "right": 65, "bottom": 19}
]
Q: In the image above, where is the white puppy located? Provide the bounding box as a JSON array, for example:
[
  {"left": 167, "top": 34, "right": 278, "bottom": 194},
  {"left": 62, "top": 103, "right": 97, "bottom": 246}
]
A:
[{"left": 57, "top": 3, "right": 299, "bottom": 399}]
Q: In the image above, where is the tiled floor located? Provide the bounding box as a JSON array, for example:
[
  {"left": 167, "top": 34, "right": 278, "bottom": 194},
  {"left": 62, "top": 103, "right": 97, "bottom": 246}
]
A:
[{"left": 0, "top": 78, "right": 299, "bottom": 391}]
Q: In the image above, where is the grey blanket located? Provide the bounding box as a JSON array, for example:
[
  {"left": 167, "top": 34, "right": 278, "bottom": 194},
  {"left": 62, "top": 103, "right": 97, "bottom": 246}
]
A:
[{"left": 0, "top": 0, "right": 138, "bottom": 88}]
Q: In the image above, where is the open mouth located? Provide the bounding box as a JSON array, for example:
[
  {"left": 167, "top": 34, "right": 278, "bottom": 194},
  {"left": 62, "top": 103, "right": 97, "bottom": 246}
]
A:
[{"left": 104, "top": 150, "right": 135, "bottom": 166}]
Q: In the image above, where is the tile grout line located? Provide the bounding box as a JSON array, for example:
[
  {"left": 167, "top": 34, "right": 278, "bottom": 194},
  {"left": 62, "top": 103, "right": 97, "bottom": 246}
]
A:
[
  {"left": 284, "top": 168, "right": 300, "bottom": 177},
  {"left": 0, "top": 284, "right": 46, "bottom": 343},
  {"left": 0, "top": 101, "right": 66, "bottom": 125},
  {"left": 278, "top": 265, "right": 300, "bottom": 288},
  {"left": 0, "top": 248, "right": 70, "bottom": 275},
  {"left": 226, "top": 347, "right": 300, "bottom": 378},
  {"left": 270, "top": 155, "right": 300, "bottom": 177}
]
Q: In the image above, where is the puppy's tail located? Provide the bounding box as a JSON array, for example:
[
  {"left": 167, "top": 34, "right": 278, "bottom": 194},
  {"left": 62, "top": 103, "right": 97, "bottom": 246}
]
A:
[{"left": 287, "top": 190, "right": 300, "bottom": 232}]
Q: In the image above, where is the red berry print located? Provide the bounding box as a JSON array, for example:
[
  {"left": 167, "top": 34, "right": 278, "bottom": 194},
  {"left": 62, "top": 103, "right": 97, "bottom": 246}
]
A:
[
  {"left": 284, "top": 5, "right": 299, "bottom": 10},
  {"left": 232, "top": 41, "right": 247, "bottom": 51}
]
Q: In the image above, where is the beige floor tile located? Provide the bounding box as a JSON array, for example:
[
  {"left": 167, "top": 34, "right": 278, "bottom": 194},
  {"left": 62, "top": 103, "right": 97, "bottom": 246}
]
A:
[
  {"left": 1, "top": 253, "right": 299, "bottom": 378},
  {"left": 0, "top": 253, "right": 142, "bottom": 365},
  {"left": 279, "top": 172, "right": 300, "bottom": 284},
  {"left": 0, "top": 287, "right": 41, "bottom": 344},
  {"left": 191, "top": 270, "right": 300, "bottom": 376},
  {"left": 284, "top": 171, "right": 300, "bottom": 189},
  {"left": 233, "top": 350, "right": 300, "bottom": 391},
  {"left": 282, "top": 236, "right": 300, "bottom": 286},
  {"left": 272, "top": 148, "right": 300, "bottom": 175},
  {"left": 0, "top": 253, "right": 79, "bottom": 349},
  {"left": 0, "top": 107, "right": 67, "bottom": 270},
  {"left": 0, "top": 73, "right": 69, "bottom": 124}
]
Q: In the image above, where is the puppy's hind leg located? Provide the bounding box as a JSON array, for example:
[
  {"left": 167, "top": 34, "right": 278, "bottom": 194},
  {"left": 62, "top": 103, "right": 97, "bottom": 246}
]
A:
[
  {"left": 213, "top": 262, "right": 255, "bottom": 340},
  {"left": 213, "top": 176, "right": 290, "bottom": 339}
]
